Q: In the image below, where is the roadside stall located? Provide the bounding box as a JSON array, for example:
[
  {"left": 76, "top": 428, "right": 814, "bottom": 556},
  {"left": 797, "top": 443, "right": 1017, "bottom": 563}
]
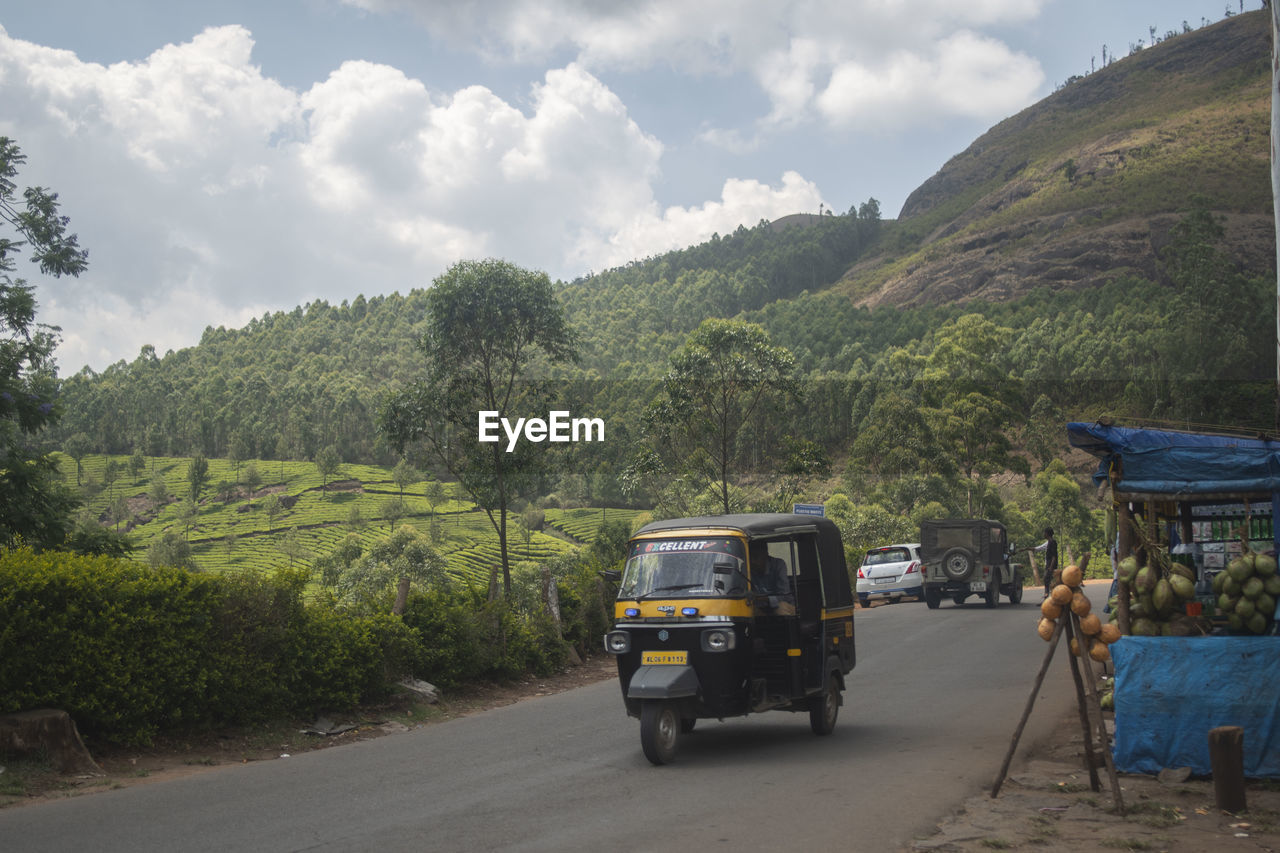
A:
[{"left": 1067, "top": 421, "right": 1280, "bottom": 778}]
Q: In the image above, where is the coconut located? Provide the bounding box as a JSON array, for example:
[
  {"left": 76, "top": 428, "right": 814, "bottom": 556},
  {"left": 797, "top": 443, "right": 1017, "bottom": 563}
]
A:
[
  {"left": 1169, "top": 573, "right": 1196, "bottom": 601},
  {"left": 1228, "top": 612, "right": 1244, "bottom": 630},
  {"left": 1255, "top": 592, "right": 1276, "bottom": 618},
  {"left": 1118, "top": 555, "right": 1139, "bottom": 584},
  {"left": 1070, "top": 590, "right": 1092, "bottom": 617},
  {"left": 1265, "top": 574, "right": 1280, "bottom": 597},
  {"left": 1068, "top": 637, "right": 1082, "bottom": 656},
  {"left": 1061, "top": 564, "right": 1083, "bottom": 587},
  {"left": 1099, "top": 623, "right": 1122, "bottom": 644},
  {"left": 1041, "top": 597, "right": 1062, "bottom": 620},
  {"left": 1243, "top": 576, "right": 1265, "bottom": 601},
  {"left": 1218, "top": 593, "right": 1237, "bottom": 613},
  {"left": 1089, "top": 639, "right": 1111, "bottom": 663},
  {"left": 1213, "top": 571, "right": 1228, "bottom": 594},
  {"left": 1037, "top": 618, "right": 1056, "bottom": 641},
  {"left": 1228, "top": 556, "right": 1253, "bottom": 583},
  {"left": 1153, "top": 578, "right": 1175, "bottom": 615},
  {"left": 1135, "top": 565, "right": 1158, "bottom": 593},
  {"left": 1051, "top": 584, "right": 1074, "bottom": 605},
  {"left": 1131, "top": 617, "right": 1158, "bottom": 636},
  {"left": 1255, "top": 553, "right": 1278, "bottom": 577},
  {"left": 1079, "top": 613, "right": 1102, "bottom": 635},
  {"left": 1100, "top": 691, "right": 1115, "bottom": 710},
  {"left": 1223, "top": 574, "right": 1243, "bottom": 598},
  {"left": 1170, "top": 563, "right": 1196, "bottom": 583},
  {"left": 1247, "top": 612, "right": 1269, "bottom": 634},
  {"left": 1236, "top": 597, "right": 1256, "bottom": 620}
]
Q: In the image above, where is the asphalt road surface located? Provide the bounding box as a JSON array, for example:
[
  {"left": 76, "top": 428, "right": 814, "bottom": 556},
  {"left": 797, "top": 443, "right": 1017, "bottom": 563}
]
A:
[{"left": 0, "top": 585, "right": 1104, "bottom": 852}]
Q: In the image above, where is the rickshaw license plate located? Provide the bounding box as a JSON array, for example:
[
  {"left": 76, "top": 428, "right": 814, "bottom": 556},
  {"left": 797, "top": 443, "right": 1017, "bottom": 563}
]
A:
[{"left": 642, "top": 650, "right": 688, "bottom": 665}]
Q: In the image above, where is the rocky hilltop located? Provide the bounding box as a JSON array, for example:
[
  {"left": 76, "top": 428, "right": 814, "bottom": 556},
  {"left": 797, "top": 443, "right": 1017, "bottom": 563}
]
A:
[{"left": 844, "top": 9, "right": 1274, "bottom": 309}]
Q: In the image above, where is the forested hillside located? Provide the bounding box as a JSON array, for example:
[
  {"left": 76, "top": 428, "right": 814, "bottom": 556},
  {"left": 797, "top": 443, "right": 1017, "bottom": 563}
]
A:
[{"left": 50, "top": 9, "right": 1276, "bottom": 548}]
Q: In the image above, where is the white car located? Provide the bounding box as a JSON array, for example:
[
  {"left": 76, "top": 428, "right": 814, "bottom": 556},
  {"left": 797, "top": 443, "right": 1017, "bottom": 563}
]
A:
[{"left": 857, "top": 543, "right": 923, "bottom": 606}]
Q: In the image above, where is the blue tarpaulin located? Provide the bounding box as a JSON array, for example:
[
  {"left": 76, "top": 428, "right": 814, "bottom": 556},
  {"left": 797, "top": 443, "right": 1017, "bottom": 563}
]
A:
[
  {"left": 1112, "top": 637, "right": 1280, "bottom": 777},
  {"left": 1067, "top": 422, "right": 1280, "bottom": 496}
]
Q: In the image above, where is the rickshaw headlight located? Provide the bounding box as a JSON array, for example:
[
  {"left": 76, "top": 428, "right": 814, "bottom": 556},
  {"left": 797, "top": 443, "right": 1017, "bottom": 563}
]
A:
[
  {"left": 623, "top": 607, "right": 640, "bottom": 617},
  {"left": 701, "top": 628, "right": 736, "bottom": 652},
  {"left": 604, "top": 630, "right": 631, "bottom": 654}
]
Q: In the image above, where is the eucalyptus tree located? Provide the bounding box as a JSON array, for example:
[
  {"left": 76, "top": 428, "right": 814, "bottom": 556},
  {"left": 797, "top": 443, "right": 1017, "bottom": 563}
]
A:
[
  {"left": 636, "top": 319, "right": 795, "bottom": 515},
  {"left": 381, "top": 258, "right": 577, "bottom": 600},
  {"left": 0, "top": 135, "right": 87, "bottom": 548}
]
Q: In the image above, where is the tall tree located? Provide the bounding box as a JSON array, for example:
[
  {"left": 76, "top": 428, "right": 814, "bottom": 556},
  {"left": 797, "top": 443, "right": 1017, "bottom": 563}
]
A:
[
  {"left": 639, "top": 319, "right": 795, "bottom": 514},
  {"left": 187, "top": 454, "right": 209, "bottom": 502},
  {"left": 381, "top": 258, "right": 577, "bottom": 600},
  {"left": 0, "top": 137, "right": 88, "bottom": 549},
  {"left": 316, "top": 444, "right": 341, "bottom": 496}
]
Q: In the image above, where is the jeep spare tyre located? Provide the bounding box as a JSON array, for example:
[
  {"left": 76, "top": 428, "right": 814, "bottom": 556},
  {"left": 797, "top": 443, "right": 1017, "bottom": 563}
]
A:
[{"left": 940, "top": 547, "right": 976, "bottom": 582}]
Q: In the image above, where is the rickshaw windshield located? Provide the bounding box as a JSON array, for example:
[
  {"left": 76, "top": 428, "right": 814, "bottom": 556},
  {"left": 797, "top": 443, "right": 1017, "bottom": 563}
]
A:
[{"left": 619, "top": 537, "right": 747, "bottom": 599}]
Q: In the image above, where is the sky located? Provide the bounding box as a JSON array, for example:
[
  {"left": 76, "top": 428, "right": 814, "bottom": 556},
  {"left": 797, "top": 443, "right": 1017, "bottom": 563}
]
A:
[{"left": 0, "top": 0, "right": 1251, "bottom": 374}]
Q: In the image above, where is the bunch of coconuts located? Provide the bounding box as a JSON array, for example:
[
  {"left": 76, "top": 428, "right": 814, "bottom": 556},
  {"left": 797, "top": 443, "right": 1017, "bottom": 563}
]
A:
[
  {"left": 1213, "top": 549, "right": 1280, "bottom": 634},
  {"left": 1111, "top": 551, "right": 1207, "bottom": 637},
  {"left": 1037, "top": 562, "right": 1122, "bottom": 663}
]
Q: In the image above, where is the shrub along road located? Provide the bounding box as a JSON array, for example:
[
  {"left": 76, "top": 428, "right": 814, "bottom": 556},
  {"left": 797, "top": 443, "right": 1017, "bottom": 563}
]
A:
[{"left": 0, "top": 588, "right": 1097, "bottom": 851}]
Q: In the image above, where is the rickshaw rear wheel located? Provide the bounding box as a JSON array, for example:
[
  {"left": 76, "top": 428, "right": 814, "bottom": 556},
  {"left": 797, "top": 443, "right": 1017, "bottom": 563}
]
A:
[
  {"left": 640, "top": 700, "right": 680, "bottom": 765},
  {"left": 809, "top": 677, "right": 840, "bottom": 736}
]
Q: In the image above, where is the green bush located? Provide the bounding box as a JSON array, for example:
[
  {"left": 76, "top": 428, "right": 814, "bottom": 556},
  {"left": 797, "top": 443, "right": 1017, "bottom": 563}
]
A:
[
  {"left": 0, "top": 549, "right": 217, "bottom": 743},
  {"left": 0, "top": 549, "right": 421, "bottom": 744}
]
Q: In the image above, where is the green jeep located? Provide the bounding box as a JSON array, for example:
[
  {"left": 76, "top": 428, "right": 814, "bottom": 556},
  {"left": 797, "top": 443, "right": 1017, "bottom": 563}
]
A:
[{"left": 920, "top": 519, "right": 1024, "bottom": 609}]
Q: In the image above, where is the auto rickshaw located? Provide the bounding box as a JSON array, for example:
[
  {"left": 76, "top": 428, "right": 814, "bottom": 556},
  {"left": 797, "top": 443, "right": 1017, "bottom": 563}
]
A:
[{"left": 603, "top": 513, "right": 856, "bottom": 764}]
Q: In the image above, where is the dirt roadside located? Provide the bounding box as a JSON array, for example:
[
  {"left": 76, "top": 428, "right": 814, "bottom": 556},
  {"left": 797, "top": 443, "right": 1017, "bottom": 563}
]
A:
[
  {"left": 907, "top": 704, "right": 1280, "bottom": 853},
  {"left": 6, "top": 653, "right": 1280, "bottom": 853}
]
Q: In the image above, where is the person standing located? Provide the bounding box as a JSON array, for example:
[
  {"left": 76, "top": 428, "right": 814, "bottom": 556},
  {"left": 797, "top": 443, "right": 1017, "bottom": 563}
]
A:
[{"left": 1035, "top": 527, "right": 1059, "bottom": 596}]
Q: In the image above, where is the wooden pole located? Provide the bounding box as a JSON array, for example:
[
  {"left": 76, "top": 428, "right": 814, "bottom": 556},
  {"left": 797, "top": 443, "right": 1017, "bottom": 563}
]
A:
[
  {"left": 992, "top": 618, "right": 1065, "bottom": 798},
  {"left": 1064, "top": 614, "right": 1103, "bottom": 793},
  {"left": 1209, "top": 726, "right": 1248, "bottom": 813}
]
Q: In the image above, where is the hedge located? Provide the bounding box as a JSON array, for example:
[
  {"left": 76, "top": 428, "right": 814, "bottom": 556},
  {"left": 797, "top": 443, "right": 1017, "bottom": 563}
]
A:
[{"left": 0, "top": 549, "right": 418, "bottom": 745}]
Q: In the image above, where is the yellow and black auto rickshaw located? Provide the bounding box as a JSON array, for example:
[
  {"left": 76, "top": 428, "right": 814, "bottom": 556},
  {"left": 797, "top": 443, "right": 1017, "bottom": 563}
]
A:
[{"left": 603, "top": 513, "right": 856, "bottom": 764}]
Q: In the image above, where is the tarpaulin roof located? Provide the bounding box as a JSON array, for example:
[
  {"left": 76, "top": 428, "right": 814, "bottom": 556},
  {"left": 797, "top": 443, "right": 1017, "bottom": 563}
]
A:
[{"left": 1067, "top": 421, "right": 1280, "bottom": 496}]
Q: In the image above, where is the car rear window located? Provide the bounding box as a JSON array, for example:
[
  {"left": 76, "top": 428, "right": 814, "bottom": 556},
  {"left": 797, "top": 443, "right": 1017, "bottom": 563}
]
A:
[{"left": 864, "top": 547, "right": 911, "bottom": 565}]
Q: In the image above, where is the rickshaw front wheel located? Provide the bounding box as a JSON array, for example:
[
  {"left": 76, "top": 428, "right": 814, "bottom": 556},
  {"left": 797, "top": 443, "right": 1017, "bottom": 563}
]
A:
[
  {"left": 809, "top": 678, "right": 840, "bottom": 736},
  {"left": 640, "top": 700, "right": 680, "bottom": 765}
]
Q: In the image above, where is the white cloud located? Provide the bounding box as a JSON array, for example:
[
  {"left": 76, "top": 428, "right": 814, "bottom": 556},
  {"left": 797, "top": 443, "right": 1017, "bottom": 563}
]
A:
[
  {"left": 580, "top": 171, "right": 824, "bottom": 273},
  {"left": 0, "top": 23, "right": 822, "bottom": 371},
  {"left": 817, "top": 30, "right": 1044, "bottom": 127},
  {"left": 346, "top": 0, "right": 1049, "bottom": 131}
]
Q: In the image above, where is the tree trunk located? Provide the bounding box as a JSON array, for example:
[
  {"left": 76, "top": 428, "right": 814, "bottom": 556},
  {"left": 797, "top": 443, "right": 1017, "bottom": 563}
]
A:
[
  {"left": 392, "top": 576, "right": 410, "bottom": 616},
  {"left": 0, "top": 709, "right": 101, "bottom": 775}
]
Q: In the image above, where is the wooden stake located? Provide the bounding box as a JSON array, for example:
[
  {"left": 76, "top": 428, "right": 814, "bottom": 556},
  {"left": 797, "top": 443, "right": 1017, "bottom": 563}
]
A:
[
  {"left": 992, "top": 618, "right": 1064, "bottom": 798},
  {"left": 1209, "top": 726, "right": 1247, "bottom": 813}
]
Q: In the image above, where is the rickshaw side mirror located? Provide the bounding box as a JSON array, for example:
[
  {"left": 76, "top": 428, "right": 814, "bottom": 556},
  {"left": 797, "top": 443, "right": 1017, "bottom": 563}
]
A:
[{"left": 599, "top": 569, "right": 621, "bottom": 582}]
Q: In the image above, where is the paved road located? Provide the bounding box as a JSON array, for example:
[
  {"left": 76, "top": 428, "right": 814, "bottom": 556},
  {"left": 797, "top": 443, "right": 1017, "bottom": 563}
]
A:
[{"left": 0, "top": 586, "right": 1104, "bottom": 852}]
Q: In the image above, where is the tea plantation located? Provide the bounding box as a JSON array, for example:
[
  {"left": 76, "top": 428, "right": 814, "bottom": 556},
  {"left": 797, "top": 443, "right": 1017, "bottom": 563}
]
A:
[{"left": 60, "top": 452, "right": 645, "bottom": 587}]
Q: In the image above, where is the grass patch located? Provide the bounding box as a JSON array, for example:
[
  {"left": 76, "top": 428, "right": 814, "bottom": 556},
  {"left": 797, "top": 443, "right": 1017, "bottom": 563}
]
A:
[
  {"left": 1099, "top": 839, "right": 1159, "bottom": 851},
  {"left": 980, "top": 839, "right": 1013, "bottom": 850},
  {"left": 1123, "top": 800, "right": 1183, "bottom": 828}
]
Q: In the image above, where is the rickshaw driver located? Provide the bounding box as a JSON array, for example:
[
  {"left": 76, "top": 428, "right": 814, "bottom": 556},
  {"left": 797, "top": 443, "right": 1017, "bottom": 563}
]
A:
[{"left": 749, "top": 542, "right": 795, "bottom": 614}]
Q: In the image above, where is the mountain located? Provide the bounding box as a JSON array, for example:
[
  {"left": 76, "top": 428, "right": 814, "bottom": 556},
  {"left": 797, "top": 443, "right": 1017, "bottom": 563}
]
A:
[
  {"left": 841, "top": 9, "right": 1273, "bottom": 309},
  {"left": 51, "top": 10, "right": 1277, "bottom": 469}
]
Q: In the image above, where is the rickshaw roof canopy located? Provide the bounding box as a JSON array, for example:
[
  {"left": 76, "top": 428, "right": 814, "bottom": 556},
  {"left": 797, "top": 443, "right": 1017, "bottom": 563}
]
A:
[{"left": 634, "top": 513, "right": 835, "bottom": 539}]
